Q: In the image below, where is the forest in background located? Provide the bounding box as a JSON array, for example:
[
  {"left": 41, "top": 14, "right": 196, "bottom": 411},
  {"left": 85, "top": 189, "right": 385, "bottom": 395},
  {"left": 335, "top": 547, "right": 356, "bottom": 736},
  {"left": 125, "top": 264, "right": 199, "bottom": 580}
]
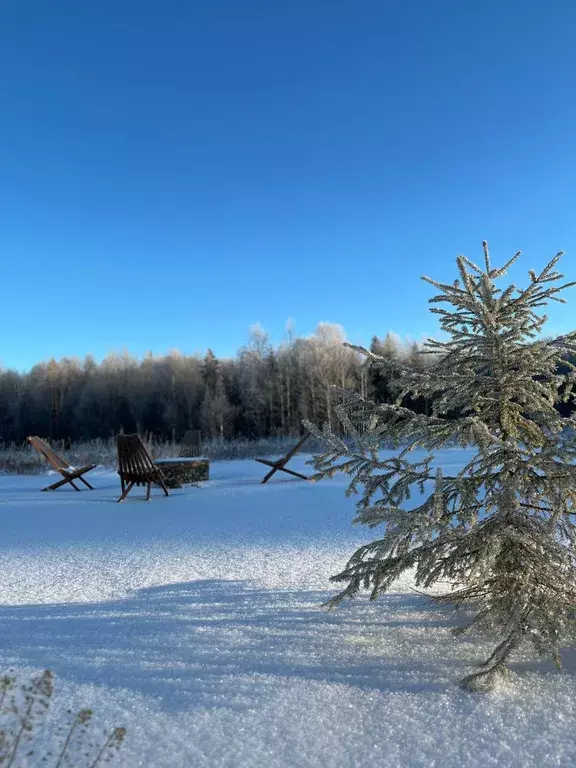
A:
[{"left": 0, "top": 324, "right": 430, "bottom": 444}]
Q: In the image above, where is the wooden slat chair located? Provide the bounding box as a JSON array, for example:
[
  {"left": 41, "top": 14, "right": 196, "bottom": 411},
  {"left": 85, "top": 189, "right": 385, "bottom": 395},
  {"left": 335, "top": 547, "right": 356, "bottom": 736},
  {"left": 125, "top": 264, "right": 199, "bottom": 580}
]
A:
[
  {"left": 116, "top": 434, "right": 170, "bottom": 502},
  {"left": 179, "top": 429, "right": 202, "bottom": 458},
  {"left": 255, "top": 433, "right": 311, "bottom": 484},
  {"left": 27, "top": 436, "right": 96, "bottom": 492}
]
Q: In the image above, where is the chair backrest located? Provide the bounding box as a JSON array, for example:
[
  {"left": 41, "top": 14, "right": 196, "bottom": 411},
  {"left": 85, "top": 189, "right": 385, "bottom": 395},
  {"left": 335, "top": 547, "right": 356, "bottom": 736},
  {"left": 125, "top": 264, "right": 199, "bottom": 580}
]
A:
[
  {"left": 179, "top": 429, "right": 202, "bottom": 458},
  {"left": 27, "top": 436, "right": 69, "bottom": 471},
  {"left": 116, "top": 434, "right": 157, "bottom": 478}
]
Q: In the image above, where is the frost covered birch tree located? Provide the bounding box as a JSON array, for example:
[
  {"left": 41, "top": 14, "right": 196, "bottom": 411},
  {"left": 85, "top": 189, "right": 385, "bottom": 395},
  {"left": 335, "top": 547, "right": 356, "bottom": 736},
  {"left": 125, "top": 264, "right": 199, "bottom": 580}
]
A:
[{"left": 307, "top": 242, "right": 576, "bottom": 691}]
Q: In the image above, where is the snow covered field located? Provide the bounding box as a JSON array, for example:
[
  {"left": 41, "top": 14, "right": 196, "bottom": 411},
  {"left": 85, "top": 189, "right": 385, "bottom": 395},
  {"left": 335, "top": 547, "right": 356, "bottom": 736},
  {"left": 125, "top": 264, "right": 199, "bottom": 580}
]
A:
[{"left": 0, "top": 449, "right": 575, "bottom": 767}]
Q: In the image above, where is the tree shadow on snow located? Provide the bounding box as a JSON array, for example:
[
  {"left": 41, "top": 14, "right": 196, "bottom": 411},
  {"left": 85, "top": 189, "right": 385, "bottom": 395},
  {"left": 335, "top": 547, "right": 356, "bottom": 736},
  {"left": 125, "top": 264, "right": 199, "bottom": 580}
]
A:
[{"left": 0, "top": 579, "right": 566, "bottom": 713}]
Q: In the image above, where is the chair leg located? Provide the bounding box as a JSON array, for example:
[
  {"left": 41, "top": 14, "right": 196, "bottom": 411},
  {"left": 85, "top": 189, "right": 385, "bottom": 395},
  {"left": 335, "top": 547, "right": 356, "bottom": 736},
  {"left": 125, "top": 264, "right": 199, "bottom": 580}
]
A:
[
  {"left": 117, "top": 481, "right": 134, "bottom": 503},
  {"left": 157, "top": 475, "right": 170, "bottom": 496},
  {"left": 259, "top": 458, "right": 308, "bottom": 484},
  {"left": 42, "top": 473, "right": 94, "bottom": 492},
  {"left": 255, "top": 458, "right": 276, "bottom": 468},
  {"left": 42, "top": 475, "right": 73, "bottom": 492},
  {"left": 261, "top": 462, "right": 280, "bottom": 484},
  {"left": 151, "top": 471, "right": 170, "bottom": 497},
  {"left": 275, "top": 465, "right": 309, "bottom": 481}
]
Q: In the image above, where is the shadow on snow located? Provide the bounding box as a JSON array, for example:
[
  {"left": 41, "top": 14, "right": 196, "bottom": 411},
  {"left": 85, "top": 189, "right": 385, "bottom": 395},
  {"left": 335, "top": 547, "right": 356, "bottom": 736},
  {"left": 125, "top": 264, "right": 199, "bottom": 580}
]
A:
[{"left": 0, "top": 579, "right": 486, "bottom": 712}]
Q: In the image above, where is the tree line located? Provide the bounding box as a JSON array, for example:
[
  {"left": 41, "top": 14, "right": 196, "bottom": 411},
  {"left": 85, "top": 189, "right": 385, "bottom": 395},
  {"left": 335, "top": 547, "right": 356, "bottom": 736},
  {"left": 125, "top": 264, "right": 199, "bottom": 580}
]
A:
[{"left": 0, "top": 325, "right": 429, "bottom": 444}]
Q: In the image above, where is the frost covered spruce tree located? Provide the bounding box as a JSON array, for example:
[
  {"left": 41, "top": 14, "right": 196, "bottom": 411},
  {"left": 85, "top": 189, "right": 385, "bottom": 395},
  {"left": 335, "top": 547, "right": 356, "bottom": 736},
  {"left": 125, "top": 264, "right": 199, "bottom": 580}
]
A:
[{"left": 306, "top": 242, "right": 576, "bottom": 691}]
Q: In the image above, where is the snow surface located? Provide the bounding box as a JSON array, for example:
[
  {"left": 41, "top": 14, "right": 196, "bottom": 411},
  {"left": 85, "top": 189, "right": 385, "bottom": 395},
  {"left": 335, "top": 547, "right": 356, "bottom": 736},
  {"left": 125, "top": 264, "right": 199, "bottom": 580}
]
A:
[{"left": 0, "top": 449, "right": 575, "bottom": 767}]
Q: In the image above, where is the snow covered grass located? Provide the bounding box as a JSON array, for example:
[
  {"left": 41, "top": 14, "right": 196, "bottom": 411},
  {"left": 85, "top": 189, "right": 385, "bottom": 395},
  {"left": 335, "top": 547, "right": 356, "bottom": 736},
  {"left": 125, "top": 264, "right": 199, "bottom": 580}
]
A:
[
  {"left": 0, "top": 434, "right": 325, "bottom": 474},
  {"left": 0, "top": 450, "right": 575, "bottom": 766}
]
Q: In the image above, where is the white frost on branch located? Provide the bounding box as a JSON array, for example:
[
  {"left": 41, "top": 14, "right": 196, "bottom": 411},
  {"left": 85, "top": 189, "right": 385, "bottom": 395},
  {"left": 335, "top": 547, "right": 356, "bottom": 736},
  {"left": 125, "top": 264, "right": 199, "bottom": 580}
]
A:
[{"left": 306, "top": 241, "right": 576, "bottom": 691}]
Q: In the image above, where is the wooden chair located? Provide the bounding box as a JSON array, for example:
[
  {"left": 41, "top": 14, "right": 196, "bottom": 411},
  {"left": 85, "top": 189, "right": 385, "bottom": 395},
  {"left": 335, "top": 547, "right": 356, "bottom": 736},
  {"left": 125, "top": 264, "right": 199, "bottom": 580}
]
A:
[
  {"left": 179, "top": 429, "right": 202, "bottom": 458},
  {"left": 27, "top": 436, "right": 96, "bottom": 492},
  {"left": 116, "top": 434, "right": 170, "bottom": 502},
  {"left": 255, "top": 433, "right": 311, "bottom": 484}
]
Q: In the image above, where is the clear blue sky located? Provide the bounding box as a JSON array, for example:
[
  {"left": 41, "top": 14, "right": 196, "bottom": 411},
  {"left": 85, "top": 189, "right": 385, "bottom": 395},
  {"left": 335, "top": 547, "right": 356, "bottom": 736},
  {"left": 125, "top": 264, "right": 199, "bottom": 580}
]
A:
[{"left": 2, "top": 1, "right": 576, "bottom": 371}]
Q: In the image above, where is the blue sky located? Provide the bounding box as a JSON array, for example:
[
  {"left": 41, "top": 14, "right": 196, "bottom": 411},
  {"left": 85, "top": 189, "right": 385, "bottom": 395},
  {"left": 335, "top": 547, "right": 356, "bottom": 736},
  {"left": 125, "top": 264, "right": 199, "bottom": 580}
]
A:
[{"left": 1, "top": 0, "right": 576, "bottom": 371}]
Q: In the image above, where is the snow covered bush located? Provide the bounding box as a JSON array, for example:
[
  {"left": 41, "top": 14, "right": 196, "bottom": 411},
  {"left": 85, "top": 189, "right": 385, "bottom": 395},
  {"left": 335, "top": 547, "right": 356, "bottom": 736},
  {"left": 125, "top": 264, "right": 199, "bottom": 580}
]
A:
[{"left": 307, "top": 242, "right": 576, "bottom": 691}]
